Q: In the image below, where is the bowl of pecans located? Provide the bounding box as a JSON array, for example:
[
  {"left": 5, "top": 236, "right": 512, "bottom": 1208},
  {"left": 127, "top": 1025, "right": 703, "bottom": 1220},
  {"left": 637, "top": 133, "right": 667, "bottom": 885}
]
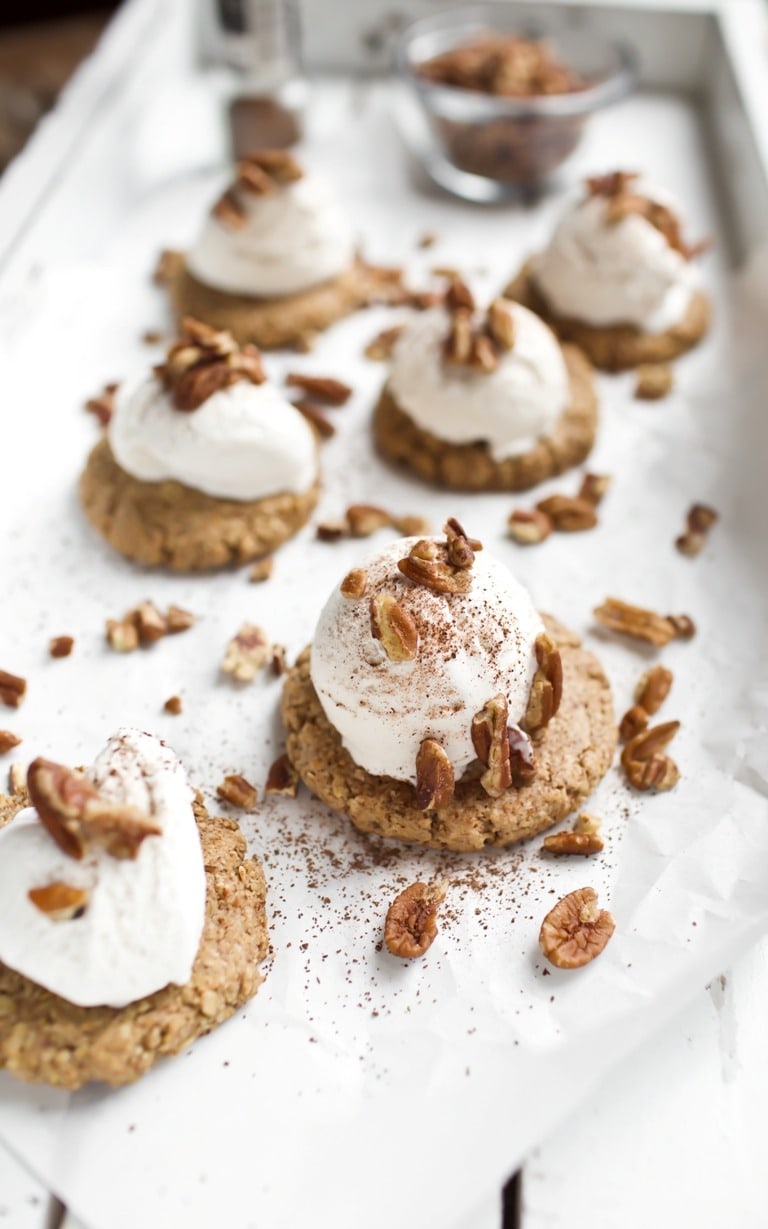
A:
[{"left": 399, "top": 4, "right": 636, "bottom": 197}]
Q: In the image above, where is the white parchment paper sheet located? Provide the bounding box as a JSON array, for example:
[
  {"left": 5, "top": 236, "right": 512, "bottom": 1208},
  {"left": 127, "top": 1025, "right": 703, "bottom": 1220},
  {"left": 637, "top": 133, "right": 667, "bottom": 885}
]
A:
[{"left": 0, "top": 84, "right": 766, "bottom": 1229}]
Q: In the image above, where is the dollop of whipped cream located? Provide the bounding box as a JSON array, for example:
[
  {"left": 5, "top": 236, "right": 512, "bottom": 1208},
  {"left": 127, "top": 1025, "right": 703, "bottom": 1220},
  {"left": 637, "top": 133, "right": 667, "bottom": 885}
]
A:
[
  {"left": 109, "top": 376, "right": 317, "bottom": 501},
  {"left": 310, "top": 538, "right": 544, "bottom": 782},
  {"left": 187, "top": 175, "right": 357, "bottom": 298},
  {"left": 0, "top": 730, "right": 206, "bottom": 1008},
  {"left": 387, "top": 304, "right": 569, "bottom": 461},
  {"left": 532, "top": 187, "right": 699, "bottom": 332}
]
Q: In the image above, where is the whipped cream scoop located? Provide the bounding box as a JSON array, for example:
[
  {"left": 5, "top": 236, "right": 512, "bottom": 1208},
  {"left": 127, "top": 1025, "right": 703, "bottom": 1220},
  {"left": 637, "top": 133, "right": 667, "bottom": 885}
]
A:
[
  {"left": 532, "top": 185, "right": 700, "bottom": 332},
  {"left": 0, "top": 730, "right": 206, "bottom": 1008},
  {"left": 109, "top": 375, "right": 317, "bottom": 501},
  {"left": 388, "top": 303, "right": 569, "bottom": 461},
  {"left": 188, "top": 174, "right": 357, "bottom": 299},
  {"left": 310, "top": 537, "right": 544, "bottom": 783}
]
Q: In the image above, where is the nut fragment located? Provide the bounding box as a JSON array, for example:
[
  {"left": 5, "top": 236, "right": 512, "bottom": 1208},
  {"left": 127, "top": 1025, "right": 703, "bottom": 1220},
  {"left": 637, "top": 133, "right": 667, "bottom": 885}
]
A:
[
  {"left": 539, "top": 886, "right": 615, "bottom": 969},
  {"left": 676, "top": 502, "right": 719, "bottom": 557},
  {"left": 541, "top": 830, "right": 604, "bottom": 855},
  {"left": 574, "top": 812, "right": 601, "bottom": 835},
  {"left": 28, "top": 882, "right": 89, "bottom": 921},
  {"left": 486, "top": 298, "right": 516, "bottom": 350},
  {"left": 106, "top": 618, "right": 139, "bottom": 653},
  {"left": 0, "top": 670, "right": 26, "bottom": 709},
  {"left": 0, "top": 730, "right": 21, "bottom": 755},
  {"left": 393, "top": 514, "right": 432, "bottom": 536},
  {"left": 370, "top": 593, "right": 419, "bottom": 662},
  {"left": 384, "top": 881, "right": 446, "bottom": 959},
  {"left": 316, "top": 519, "right": 348, "bottom": 542},
  {"left": 621, "top": 720, "right": 681, "bottom": 793},
  {"left": 221, "top": 624, "right": 271, "bottom": 682},
  {"left": 398, "top": 539, "right": 471, "bottom": 595},
  {"left": 271, "top": 645, "right": 287, "bottom": 676},
  {"left": 157, "top": 318, "right": 265, "bottom": 411},
  {"left": 27, "top": 758, "right": 160, "bottom": 861},
  {"left": 248, "top": 557, "right": 274, "bottom": 583},
  {"left": 292, "top": 398, "right": 335, "bottom": 439},
  {"left": 49, "top": 636, "right": 74, "bottom": 659},
  {"left": 593, "top": 598, "right": 677, "bottom": 647},
  {"left": 106, "top": 602, "right": 194, "bottom": 652},
  {"left": 340, "top": 568, "right": 367, "bottom": 600},
  {"left": 667, "top": 613, "right": 696, "bottom": 640},
  {"left": 285, "top": 373, "right": 352, "bottom": 405},
  {"left": 578, "top": 472, "right": 612, "bottom": 506},
  {"left": 415, "top": 739, "right": 455, "bottom": 810},
  {"left": 264, "top": 753, "right": 299, "bottom": 798},
  {"left": 619, "top": 704, "right": 649, "bottom": 742},
  {"left": 508, "top": 725, "right": 537, "bottom": 787},
  {"left": 535, "top": 494, "right": 597, "bottom": 532},
  {"left": 635, "top": 665, "right": 673, "bottom": 715},
  {"left": 635, "top": 363, "right": 673, "bottom": 400},
  {"left": 347, "top": 504, "right": 393, "bottom": 538},
  {"left": 8, "top": 762, "right": 26, "bottom": 793},
  {"left": 364, "top": 324, "right": 405, "bottom": 361},
  {"left": 444, "top": 277, "right": 475, "bottom": 313},
  {"left": 84, "top": 381, "right": 118, "bottom": 426},
  {"left": 471, "top": 695, "right": 512, "bottom": 797},
  {"left": 507, "top": 508, "right": 552, "bottom": 545},
  {"left": 133, "top": 601, "right": 167, "bottom": 645},
  {"left": 216, "top": 774, "right": 258, "bottom": 811},
  {"left": 521, "top": 633, "right": 563, "bottom": 735},
  {"left": 152, "top": 248, "right": 182, "bottom": 285},
  {"left": 163, "top": 695, "right": 183, "bottom": 715}
]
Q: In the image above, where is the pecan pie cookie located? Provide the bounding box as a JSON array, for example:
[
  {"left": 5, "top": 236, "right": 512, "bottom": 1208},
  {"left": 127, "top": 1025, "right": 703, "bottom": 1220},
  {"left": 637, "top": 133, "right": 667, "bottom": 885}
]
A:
[
  {"left": 79, "top": 320, "right": 319, "bottom": 571},
  {"left": 372, "top": 286, "right": 598, "bottom": 492},
  {"left": 281, "top": 525, "right": 616, "bottom": 851}
]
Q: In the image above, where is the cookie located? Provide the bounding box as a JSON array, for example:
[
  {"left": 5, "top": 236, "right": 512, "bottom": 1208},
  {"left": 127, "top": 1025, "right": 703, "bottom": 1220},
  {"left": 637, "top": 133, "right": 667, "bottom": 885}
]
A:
[
  {"left": 504, "top": 258, "right": 711, "bottom": 372},
  {"left": 169, "top": 257, "right": 372, "bottom": 350},
  {"left": 372, "top": 343, "right": 597, "bottom": 492},
  {"left": 79, "top": 437, "right": 318, "bottom": 571},
  {"left": 281, "top": 615, "right": 616, "bottom": 851},
  {"left": 0, "top": 795, "right": 268, "bottom": 1089}
]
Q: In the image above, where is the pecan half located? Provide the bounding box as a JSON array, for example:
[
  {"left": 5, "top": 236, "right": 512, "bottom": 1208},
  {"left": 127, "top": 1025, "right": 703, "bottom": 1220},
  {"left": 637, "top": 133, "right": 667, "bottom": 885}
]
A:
[
  {"left": 635, "top": 363, "right": 673, "bottom": 401},
  {"left": 635, "top": 665, "right": 673, "bottom": 715},
  {"left": 578, "top": 472, "right": 612, "bottom": 506},
  {"left": 415, "top": 739, "right": 455, "bottom": 811},
  {"left": 28, "top": 882, "right": 89, "bottom": 921},
  {"left": 541, "top": 830, "right": 604, "bottom": 855},
  {"left": 384, "top": 881, "right": 446, "bottom": 959},
  {"left": 0, "top": 730, "right": 21, "bottom": 755},
  {"left": 221, "top": 625, "right": 271, "bottom": 682},
  {"left": 216, "top": 773, "right": 258, "bottom": 810},
  {"left": 621, "top": 720, "right": 680, "bottom": 793},
  {"left": 285, "top": 373, "right": 352, "bottom": 405},
  {"left": 471, "top": 695, "right": 512, "bottom": 797},
  {"left": 27, "top": 759, "right": 160, "bottom": 861},
  {"left": 49, "top": 636, "right": 74, "bottom": 659},
  {"left": 370, "top": 593, "right": 419, "bottom": 662},
  {"left": 539, "top": 886, "right": 615, "bottom": 969},
  {"left": 264, "top": 754, "right": 299, "bottom": 798},
  {"left": 521, "top": 633, "right": 563, "bottom": 735},
  {"left": 536, "top": 494, "right": 597, "bottom": 532},
  {"left": 0, "top": 670, "right": 27, "bottom": 708},
  {"left": 340, "top": 568, "right": 368, "bottom": 600},
  {"left": 347, "top": 504, "right": 393, "bottom": 538},
  {"left": 593, "top": 598, "right": 677, "bottom": 647},
  {"left": 507, "top": 507, "right": 552, "bottom": 545}
]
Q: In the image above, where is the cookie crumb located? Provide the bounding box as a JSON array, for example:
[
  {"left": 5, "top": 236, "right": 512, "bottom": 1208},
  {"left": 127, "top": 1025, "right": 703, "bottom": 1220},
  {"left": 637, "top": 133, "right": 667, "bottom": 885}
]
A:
[{"left": 216, "top": 773, "right": 258, "bottom": 811}]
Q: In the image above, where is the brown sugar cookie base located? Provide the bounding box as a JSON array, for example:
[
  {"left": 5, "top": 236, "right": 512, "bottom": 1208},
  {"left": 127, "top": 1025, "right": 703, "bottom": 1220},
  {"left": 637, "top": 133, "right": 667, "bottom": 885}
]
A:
[
  {"left": 281, "top": 616, "right": 616, "bottom": 852},
  {"left": 169, "top": 257, "right": 371, "bottom": 350},
  {"left": 79, "top": 437, "right": 318, "bottom": 571},
  {"left": 372, "top": 344, "right": 597, "bottom": 492},
  {"left": 0, "top": 795, "right": 268, "bottom": 1090},
  {"left": 504, "top": 258, "right": 711, "bottom": 372}
]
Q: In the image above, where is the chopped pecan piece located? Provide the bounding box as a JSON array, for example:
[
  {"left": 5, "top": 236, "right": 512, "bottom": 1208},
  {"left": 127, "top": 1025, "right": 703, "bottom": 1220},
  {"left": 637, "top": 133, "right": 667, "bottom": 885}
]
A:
[
  {"left": 593, "top": 598, "right": 677, "bottom": 647},
  {"left": 541, "top": 830, "right": 604, "bottom": 855},
  {"left": 444, "top": 517, "right": 480, "bottom": 570},
  {"left": 667, "top": 613, "right": 696, "bottom": 640},
  {"left": 443, "top": 308, "right": 474, "bottom": 365},
  {"left": 574, "top": 812, "right": 602, "bottom": 835},
  {"left": 212, "top": 190, "right": 248, "bottom": 228},
  {"left": 271, "top": 645, "right": 288, "bottom": 676},
  {"left": 364, "top": 324, "right": 405, "bottom": 361},
  {"left": 239, "top": 149, "right": 303, "bottom": 186},
  {"left": 508, "top": 726, "right": 537, "bottom": 787},
  {"left": 293, "top": 399, "right": 335, "bottom": 439},
  {"left": 676, "top": 503, "right": 718, "bottom": 557},
  {"left": 398, "top": 538, "right": 472, "bottom": 595},
  {"left": 370, "top": 593, "right": 419, "bottom": 662},
  {"left": 163, "top": 695, "right": 183, "bottom": 715},
  {"left": 248, "top": 557, "right": 274, "bottom": 583},
  {"left": 444, "top": 277, "right": 475, "bottom": 313},
  {"left": 635, "top": 363, "right": 673, "bottom": 401},
  {"left": 521, "top": 633, "right": 563, "bottom": 735},
  {"left": 49, "top": 636, "right": 74, "bottom": 659},
  {"left": 0, "top": 730, "right": 21, "bottom": 755},
  {"left": 133, "top": 601, "right": 168, "bottom": 645},
  {"left": 158, "top": 319, "right": 265, "bottom": 412},
  {"left": 28, "top": 882, "right": 89, "bottom": 921},
  {"left": 221, "top": 624, "right": 271, "bottom": 682},
  {"left": 316, "top": 519, "right": 349, "bottom": 542},
  {"left": 0, "top": 670, "right": 26, "bottom": 709},
  {"left": 105, "top": 618, "right": 139, "bottom": 653},
  {"left": 577, "top": 472, "right": 612, "bottom": 506},
  {"left": 285, "top": 373, "right": 352, "bottom": 405},
  {"left": 635, "top": 665, "right": 673, "bottom": 715},
  {"left": 586, "top": 170, "right": 639, "bottom": 198},
  {"left": 507, "top": 508, "right": 553, "bottom": 545},
  {"left": 264, "top": 754, "right": 299, "bottom": 798},
  {"left": 539, "top": 886, "right": 615, "bottom": 969},
  {"left": 216, "top": 773, "right": 258, "bottom": 811},
  {"left": 340, "top": 568, "right": 368, "bottom": 600},
  {"left": 152, "top": 248, "right": 182, "bottom": 285},
  {"left": 415, "top": 739, "right": 455, "bottom": 810},
  {"left": 535, "top": 494, "right": 597, "bottom": 532},
  {"left": 471, "top": 695, "right": 512, "bottom": 797},
  {"left": 84, "top": 381, "right": 118, "bottom": 427},
  {"left": 619, "top": 704, "right": 649, "bottom": 742},
  {"left": 8, "top": 762, "right": 26, "bottom": 793},
  {"left": 347, "top": 504, "right": 393, "bottom": 538},
  {"left": 486, "top": 298, "right": 516, "bottom": 350},
  {"left": 27, "top": 758, "right": 160, "bottom": 861},
  {"left": 621, "top": 720, "right": 680, "bottom": 793},
  {"left": 393, "top": 514, "right": 432, "bottom": 536},
  {"left": 384, "top": 881, "right": 446, "bottom": 959}
]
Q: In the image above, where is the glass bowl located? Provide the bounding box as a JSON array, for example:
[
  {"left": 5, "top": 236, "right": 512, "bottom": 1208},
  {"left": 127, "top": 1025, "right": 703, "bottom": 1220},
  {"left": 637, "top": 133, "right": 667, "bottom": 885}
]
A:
[{"left": 398, "top": 4, "right": 637, "bottom": 199}]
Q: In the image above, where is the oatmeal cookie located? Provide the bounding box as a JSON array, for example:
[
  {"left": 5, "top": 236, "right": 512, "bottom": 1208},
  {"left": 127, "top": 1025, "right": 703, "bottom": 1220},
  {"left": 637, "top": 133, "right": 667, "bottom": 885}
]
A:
[
  {"left": 79, "top": 437, "right": 318, "bottom": 571},
  {"left": 504, "top": 258, "right": 710, "bottom": 372},
  {"left": 372, "top": 343, "right": 597, "bottom": 492},
  {"left": 281, "top": 615, "right": 616, "bottom": 851},
  {"left": 0, "top": 794, "right": 268, "bottom": 1089}
]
